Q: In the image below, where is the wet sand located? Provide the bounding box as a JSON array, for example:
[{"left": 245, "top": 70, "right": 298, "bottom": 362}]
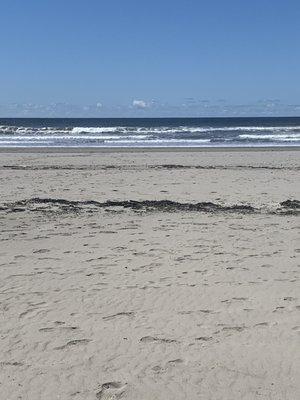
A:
[{"left": 0, "top": 149, "right": 299, "bottom": 399}]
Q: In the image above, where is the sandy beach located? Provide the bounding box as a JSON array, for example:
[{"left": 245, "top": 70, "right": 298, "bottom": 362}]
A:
[{"left": 0, "top": 148, "right": 299, "bottom": 400}]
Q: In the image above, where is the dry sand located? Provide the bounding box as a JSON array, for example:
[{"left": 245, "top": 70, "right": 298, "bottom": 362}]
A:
[{"left": 0, "top": 149, "right": 299, "bottom": 400}]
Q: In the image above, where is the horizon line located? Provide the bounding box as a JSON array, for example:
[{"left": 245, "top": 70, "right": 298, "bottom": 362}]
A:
[{"left": 1, "top": 115, "right": 300, "bottom": 119}]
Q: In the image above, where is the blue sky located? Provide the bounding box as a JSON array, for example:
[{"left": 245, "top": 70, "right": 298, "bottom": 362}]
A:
[{"left": 1, "top": 0, "right": 300, "bottom": 117}]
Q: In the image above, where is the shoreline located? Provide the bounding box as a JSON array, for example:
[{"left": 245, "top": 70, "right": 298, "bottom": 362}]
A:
[{"left": 0, "top": 145, "right": 299, "bottom": 153}]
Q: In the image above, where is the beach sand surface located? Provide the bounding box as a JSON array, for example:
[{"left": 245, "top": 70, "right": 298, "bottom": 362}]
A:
[{"left": 0, "top": 149, "right": 299, "bottom": 400}]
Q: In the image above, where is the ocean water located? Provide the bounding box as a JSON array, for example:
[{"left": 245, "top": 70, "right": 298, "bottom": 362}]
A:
[{"left": 0, "top": 117, "right": 300, "bottom": 148}]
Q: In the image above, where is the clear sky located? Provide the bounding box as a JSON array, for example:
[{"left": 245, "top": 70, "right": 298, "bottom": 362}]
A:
[{"left": 1, "top": 0, "right": 300, "bottom": 117}]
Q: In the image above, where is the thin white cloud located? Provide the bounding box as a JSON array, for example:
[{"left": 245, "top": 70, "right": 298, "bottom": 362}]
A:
[{"left": 132, "top": 100, "right": 148, "bottom": 109}]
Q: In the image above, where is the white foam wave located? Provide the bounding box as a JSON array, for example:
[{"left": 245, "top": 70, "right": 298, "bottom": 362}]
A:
[
  {"left": 239, "top": 133, "right": 300, "bottom": 141},
  {"left": 205, "top": 126, "right": 300, "bottom": 132},
  {"left": 0, "top": 134, "right": 149, "bottom": 141},
  {"left": 1, "top": 125, "right": 300, "bottom": 136},
  {"left": 105, "top": 138, "right": 211, "bottom": 144},
  {"left": 71, "top": 127, "right": 121, "bottom": 134}
]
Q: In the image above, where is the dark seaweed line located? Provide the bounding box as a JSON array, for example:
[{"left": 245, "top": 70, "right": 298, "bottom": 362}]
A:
[
  {"left": 1, "top": 164, "right": 299, "bottom": 171},
  {"left": 0, "top": 198, "right": 299, "bottom": 215},
  {"left": 153, "top": 164, "right": 300, "bottom": 171}
]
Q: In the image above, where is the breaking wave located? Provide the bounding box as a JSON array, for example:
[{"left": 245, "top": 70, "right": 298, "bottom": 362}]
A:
[{"left": 0, "top": 120, "right": 300, "bottom": 147}]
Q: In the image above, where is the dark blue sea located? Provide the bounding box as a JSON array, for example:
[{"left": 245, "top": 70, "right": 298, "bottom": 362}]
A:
[{"left": 0, "top": 117, "right": 299, "bottom": 148}]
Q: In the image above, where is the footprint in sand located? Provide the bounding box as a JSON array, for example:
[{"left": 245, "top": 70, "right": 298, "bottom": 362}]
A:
[
  {"left": 96, "top": 381, "right": 127, "bottom": 399},
  {"left": 195, "top": 336, "right": 213, "bottom": 342},
  {"left": 54, "top": 339, "right": 91, "bottom": 350},
  {"left": 167, "top": 358, "right": 184, "bottom": 365},
  {"left": 140, "top": 336, "right": 177, "bottom": 344},
  {"left": 103, "top": 312, "right": 135, "bottom": 321},
  {"left": 292, "top": 326, "right": 300, "bottom": 332},
  {"left": 254, "top": 322, "right": 269, "bottom": 327}
]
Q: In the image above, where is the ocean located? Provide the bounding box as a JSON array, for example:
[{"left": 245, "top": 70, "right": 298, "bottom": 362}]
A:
[{"left": 0, "top": 117, "right": 300, "bottom": 148}]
